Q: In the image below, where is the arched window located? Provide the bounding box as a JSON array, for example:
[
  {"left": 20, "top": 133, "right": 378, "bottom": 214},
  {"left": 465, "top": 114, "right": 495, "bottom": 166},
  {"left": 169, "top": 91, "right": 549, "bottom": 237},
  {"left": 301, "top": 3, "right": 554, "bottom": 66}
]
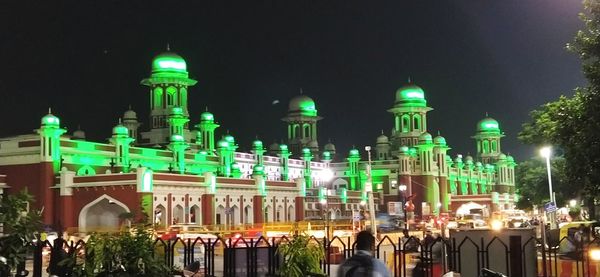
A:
[
  {"left": 482, "top": 140, "right": 489, "bottom": 153},
  {"left": 491, "top": 140, "right": 497, "bottom": 152},
  {"left": 180, "top": 87, "right": 187, "bottom": 108},
  {"left": 77, "top": 165, "right": 96, "bottom": 176},
  {"left": 303, "top": 124, "right": 310, "bottom": 138},
  {"left": 153, "top": 87, "right": 163, "bottom": 108},
  {"left": 413, "top": 115, "right": 421, "bottom": 131},
  {"left": 402, "top": 115, "right": 410, "bottom": 132},
  {"left": 166, "top": 86, "right": 177, "bottom": 107}
]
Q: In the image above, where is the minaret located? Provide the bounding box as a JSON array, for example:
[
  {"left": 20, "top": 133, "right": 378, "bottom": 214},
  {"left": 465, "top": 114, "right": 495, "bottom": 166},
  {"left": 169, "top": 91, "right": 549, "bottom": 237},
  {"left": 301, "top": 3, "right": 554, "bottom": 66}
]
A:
[
  {"left": 167, "top": 107, "right": 189, "bottom": 137},
  {"left": 282, "top": 92, "right": 323, "bottom": 157},
  {"left": 278, "top": 144, "right": 291, "bottom": 181},
  {"left": 346, "top": 148, "right": 361, "bottom": 191},
  {"left": 388, "top": 80, "right": 433, "bottom": 149},
  {"left": 301, "top": 148, "right": 313, "bottom": 189},
  {"left": 216, "top": 137, "right": 232, "bottom": 177},
  {"left": 375, "top": 131, "right": 391, "bottom": 160},
  {"left": 473, "top": 115, "right": 505, "bottom": 164},
  {"left": 433, "top": 133, "right": 450, "bottom": 212},
  {"left": 417, "top": 132, "right": 439, "bottom": 215},
  {"left": 122, "top": 106, "right": 141, "bottom": 140},
  {"left": 196, "top": 110, "right": 220, "bottom": 153},
  {"left": 140, "top": 50, "right": 197, "bottom": 145},
  {"left": 167, "top": 134, "right": 189, "bottom": 174},
  {"left": 251, "top": 139, "right": 266, "bottom": 166},
  {"left": 109, "top": 120, "right": 135, "bottom": 172},
  {"left": 39, "top": 109, "right": 67, "bottom": 171}
]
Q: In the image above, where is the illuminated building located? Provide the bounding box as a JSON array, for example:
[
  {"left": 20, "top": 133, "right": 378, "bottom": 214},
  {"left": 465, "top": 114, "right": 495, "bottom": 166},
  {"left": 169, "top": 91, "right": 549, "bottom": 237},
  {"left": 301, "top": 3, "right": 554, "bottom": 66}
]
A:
[{"left": 0, "top": 50, "right": 515, "bottom": 232}]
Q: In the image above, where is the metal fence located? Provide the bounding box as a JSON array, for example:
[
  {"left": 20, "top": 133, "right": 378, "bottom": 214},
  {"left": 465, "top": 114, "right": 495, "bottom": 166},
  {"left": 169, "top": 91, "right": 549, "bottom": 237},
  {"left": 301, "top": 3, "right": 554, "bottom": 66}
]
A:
[{"left": 17, "top": 233, "right": 600, "bottom": 277}]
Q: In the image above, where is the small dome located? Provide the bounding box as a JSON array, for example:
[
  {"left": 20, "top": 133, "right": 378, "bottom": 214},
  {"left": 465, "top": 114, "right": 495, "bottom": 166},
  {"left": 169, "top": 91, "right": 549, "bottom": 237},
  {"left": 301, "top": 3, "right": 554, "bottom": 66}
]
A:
[
  {"left": 376, "top": 134, "right": 389, "bottom": 144},
  {"left": 302, "top": 147, "right": 312, "bottom": 156},
  {"left": 112, "top": 124, "right": 129, "bottom": 136},
  {"left": 418, "top": 132, "right": 433, "bottom": 144},
  {"left": 217, "top": 138, "right": 230, "bottom": 148},
  {"left": 324, "top": 142, "right": 336, "bottom": 151},
  {"left": 507, "top": 155, "right": 515, "bottom": 162},
  {"left": 72, "top": 128, "right": 86, "bottom": 140},
  {"left": 279, "top": 144, "right": 289, "bottom": 152},
  {"left": 395, "top": 82, "right": 427, "bottom": 107},
  {"left": 498, "top": 153, "right": 507, "bottom": 160},
  {"left": 169, "top": 107, "right": 184, "bottom": 117},
  {"left": 224, "top": 134, "right": 235, "bottom": 144},
  {"left": 308, "top": 140, "right": 319, "bottom": 148},
  {"left": 349, "top": 148, "right": 360, "bottom": 158},
  {"left": 151, "top": 52, "right": 187, "bottom": 75},
  {"left": 252, "top": 139, "right": 263, "bottom": 149},
  {"left": 476, "top": 162, "right": 483, "bottom": 167},
  {"left": 252, "top": 164, "right": 265, "bottom": 175},
  {"left": 41, "top": 112, "right": 60, "bottom": 127},
  {"left": 200, "top": 111, "right": 214, "bottom": 122},
  {"left": 288, "top": 95, "right": 317, "bottom": 116},
  {"left": 170, "top": 134, "right": 184, "bottom": 142},
  {"left": 433, "top": 135, "right": 446, "bottom": 146},
  {"left": 269, "top": 142, "right": 280, "bottom": 151},
  {"left": 477, "top": 117, "right": 501, "bottom": 133},
  {"left": 400, "top": 146, "right": 410, "bottom": 154},
  {"left": 454, "top": 155, "right": 463, "bottom": 163},
  {"left": 123, "top": 108, "right": 137, "bottom": 121},
  {"left": 322, "top": 151, "right": 332, "bottom": 160},
  {"left": 465, "top": 155, "right": 474, "bottom": 164}
]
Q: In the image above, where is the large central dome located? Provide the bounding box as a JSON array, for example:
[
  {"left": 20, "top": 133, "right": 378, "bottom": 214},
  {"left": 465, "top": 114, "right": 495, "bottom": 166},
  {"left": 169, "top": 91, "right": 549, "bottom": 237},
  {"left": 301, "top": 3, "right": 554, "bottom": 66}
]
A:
[
  {"left": 151, "top": 52, "right": 188, "bottom": 75},
  {"left": 288, "top": 95, "right": 317, "bottom": 116},
  {"left": 395, "top": 83, "right": 427, "bottom": 107}
]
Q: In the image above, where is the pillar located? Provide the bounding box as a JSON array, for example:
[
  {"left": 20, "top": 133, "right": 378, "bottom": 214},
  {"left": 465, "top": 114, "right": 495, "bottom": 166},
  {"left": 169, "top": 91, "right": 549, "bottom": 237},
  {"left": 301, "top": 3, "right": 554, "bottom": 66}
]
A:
[{"left": 201, "top": 194, "right": 215, "bottom": 226}]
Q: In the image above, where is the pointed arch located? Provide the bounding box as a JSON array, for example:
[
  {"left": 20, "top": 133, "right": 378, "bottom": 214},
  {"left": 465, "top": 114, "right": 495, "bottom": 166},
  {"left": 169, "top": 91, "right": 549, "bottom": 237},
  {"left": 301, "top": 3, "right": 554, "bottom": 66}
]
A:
[
  {"left": 264, "top": 205, "right": 272, "bottom": 223},
  {"left": 78, "top": 194, "right": 130, "bottom": 232},
  {"left": 287, "top": 205, "right": 295, "bottom": 222},
  {"left": 216, "top": 205, "right": 226, "bottom": 225},
  {"left": 155, "top": 204, "right": 166, "bottom": 227},
  {"left": 401, "top": 114, "right": 410, "bottom": 132},
  {"left": 173, "top": 205, "right": 184, "bottom": 225},
  {"left": 244, "top": 205, "right": 253, "bottom": 224},
  {"left": 276, "top": 205, "right": 284, "bottom": 222},
  {"left": 190, "top": 204, "right": 200, "bottom": 224},
  {"left": 77, "top": 165, "right": 96, "bottom": 176},
  {"left": 230, "top": 205, "right": 240, "bottom": 226},
  {"left": 413, "top": 114, "right": 421, "bottom": 131}
]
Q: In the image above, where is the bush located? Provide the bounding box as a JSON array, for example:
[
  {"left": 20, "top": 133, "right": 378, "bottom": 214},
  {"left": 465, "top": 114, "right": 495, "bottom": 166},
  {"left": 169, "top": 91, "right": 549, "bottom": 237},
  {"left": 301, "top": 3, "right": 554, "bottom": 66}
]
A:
[{"left": 275, "top": 234, "right": 325, "bottom": 277}]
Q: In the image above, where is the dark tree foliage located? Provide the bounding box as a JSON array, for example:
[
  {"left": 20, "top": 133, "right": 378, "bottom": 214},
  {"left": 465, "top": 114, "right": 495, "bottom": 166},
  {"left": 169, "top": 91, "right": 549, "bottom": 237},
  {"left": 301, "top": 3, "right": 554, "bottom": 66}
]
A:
[
  {"left": 515, "top": 157, "right": 575, "bottom": 209},
  {"left": 519, "top": 0, "right": 600, "bottom": 218}
]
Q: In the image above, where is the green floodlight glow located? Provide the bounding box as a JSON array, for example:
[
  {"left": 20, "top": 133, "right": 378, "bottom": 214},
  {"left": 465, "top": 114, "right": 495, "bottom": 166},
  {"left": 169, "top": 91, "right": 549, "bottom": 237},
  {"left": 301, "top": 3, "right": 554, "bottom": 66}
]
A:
[
  {"left": 253, "top": 139, "right": 263, "bottom": 149},
  {"left": 279, "top": 144, "right": 288, "bottom": 151},
  {"left": 113, "top": 125, "right": 129, "bottom": 136},
  {"left": 170, "top": 134, "right": 184, "bottom": 142},
  {"left": 42, "top": 114, "right": 60, "bottom": 126},
  {"left": 217, "top": 139, "right": 229, "bottom": 148},
  {"left": 477, "top": 118, "right": 501, "bottom": 133},
  {"left": 395, "top": 84, "right": 427, "bottom": 107},
  {"left": 157, "top": 60, "right": 186, "bottom": 70},
  {"left": 224, "top": 134, "right": 235, "bottom": 144},
  {"left": 349, "top": 149, "right": 360, "bottom": 157},
  {"left": 152, "top": 53, "right": 187, "bottom": 73},
  {"left": 142, "top": 170, "right": 153, "bottom": 192}
]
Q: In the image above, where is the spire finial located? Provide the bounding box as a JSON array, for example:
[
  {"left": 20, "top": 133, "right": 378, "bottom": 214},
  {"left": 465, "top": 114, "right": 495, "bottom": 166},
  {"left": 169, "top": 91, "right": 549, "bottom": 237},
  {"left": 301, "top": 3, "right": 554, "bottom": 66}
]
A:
[
  {"left": 437, "top": 130, "right": 441, "bottom": 136},
  {"left": 118, "top": 118, "right": 122, "bottom": 124},
  {"left": 77, "top": 124, "right": 81, "bottom": 130},
  {"left": 381, "top": 130, "right": 384, "bottom": 135},
  {"left": 48, "top": 107, "right": 52, "bottom": 114},
  {"left": 299, "top": 88, "right": 303, "bottom": 95},
  {"left": 407, "top": 76, "right": 412, "bottom": 83},
  {"left": 485, "top": 112, "right": 489, "bottom": 117},
  {"left": 205, "top": 106, "right": 208, "bottom": 112},
  {"left": 166, "top": 43, "right": 170, "bottom": 51}
]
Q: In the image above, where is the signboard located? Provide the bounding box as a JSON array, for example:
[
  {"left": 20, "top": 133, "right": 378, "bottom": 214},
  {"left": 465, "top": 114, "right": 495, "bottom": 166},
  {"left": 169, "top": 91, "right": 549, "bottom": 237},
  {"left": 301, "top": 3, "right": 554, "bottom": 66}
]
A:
[
  {"left": 544, "top": 202, "right": 557, "bottom": 213},
  {"left": 388, "top": 202, "right": 404, "bottom": 216},
  {"left": 228, "top": 246, "right": 270, "bottom": 276},
  {"left": 352, "top": 210, "right": 361, "bottom": 222}
]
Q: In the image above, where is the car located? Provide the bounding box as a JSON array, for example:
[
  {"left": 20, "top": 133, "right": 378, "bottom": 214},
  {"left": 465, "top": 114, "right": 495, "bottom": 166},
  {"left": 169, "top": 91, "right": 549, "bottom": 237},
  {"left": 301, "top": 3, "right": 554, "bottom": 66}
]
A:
[
  {"left": 159, "top": 224, "right": 218, "bottom": 242},
  {"left": 457, "top": 214, "right": 487, "bottom": 228}
]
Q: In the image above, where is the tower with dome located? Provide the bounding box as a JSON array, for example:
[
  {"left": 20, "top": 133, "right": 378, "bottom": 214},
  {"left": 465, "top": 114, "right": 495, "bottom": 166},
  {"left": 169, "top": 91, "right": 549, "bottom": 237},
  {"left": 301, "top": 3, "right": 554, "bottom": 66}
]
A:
[{"left": 0, "top": 50, "right": 517, "bottom": 233}]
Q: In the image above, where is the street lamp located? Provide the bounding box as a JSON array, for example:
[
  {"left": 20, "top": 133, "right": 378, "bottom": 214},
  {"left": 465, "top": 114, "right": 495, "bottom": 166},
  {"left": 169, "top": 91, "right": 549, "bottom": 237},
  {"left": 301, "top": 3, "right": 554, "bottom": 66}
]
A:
[
  {"left": 365, "top": 146, "right": 378, "bottom": 239},
  {"left": 540, "top": 146, "right": 556, "bottom": 229},
  {"left": 399, "top": 184, "right": 407, "bottom": 229}
]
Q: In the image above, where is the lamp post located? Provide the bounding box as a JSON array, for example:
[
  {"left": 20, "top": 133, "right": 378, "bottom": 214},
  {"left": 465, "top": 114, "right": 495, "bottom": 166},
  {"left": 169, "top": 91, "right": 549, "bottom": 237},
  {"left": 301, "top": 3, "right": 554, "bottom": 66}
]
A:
[
  {"left": 365, "top": 146, "right": 377, "bottom": 239},
  {"left": 540, "top": 146, "right": 556, "bottom": 229},
  {"left": 320, "top": 168, "right": 334, "bottom": 239},
  {"left": 399, "top": 184, "right": 407, "bottom": 230}
]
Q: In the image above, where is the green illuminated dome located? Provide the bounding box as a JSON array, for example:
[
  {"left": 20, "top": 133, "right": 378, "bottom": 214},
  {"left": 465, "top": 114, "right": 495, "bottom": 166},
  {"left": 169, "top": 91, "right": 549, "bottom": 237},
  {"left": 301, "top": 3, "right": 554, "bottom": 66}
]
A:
[
  {"left": 123, "top": 108, "right": 137, "bottom": 121},
  {"left": 507, "top": 155, "right": 514, "bottom": 162},
  {"left": 252, "top": 164, "right": 265, "bottom": 175},
  {"left": 498, "top": 153, "right": 507, "bottom": 160},
  {"left": 395, "top": 83, "right": 427, "bottom": 107},
  {"left": 349, "top": 148, "right": 360, "bottom": 158},
  {"left": 400, "top": 146, "right": 410, "bottom": 154},
  {"left": 41, "top": 112, "right": 60, "bottom": 127},
  {"left": 279, "top": 144, "right": 289, "bottom": 151},
  {"left": 288, "top": 95, "right": 317, "bottom": 116},
  {"left": 477, "top": 117, "right": 501, "bottom": 133},
  {"left": 454, "top": 155, "right": 463, "bottom": 163},
  {"left": 200, "top": 111, "right": 214, "bottom": 122},
  {"left": 170, "top": 134, "right": 185, "bottom": 142},
  {"left": 217, "top": 138, "right": 230, "bottom": 148},
  {"left": 418, "top": 132, "right": 433, "bottom": 144},
  {"left": 224, "top": 134, "right": 235, "bottom": 144},
  {"left": 465, "top": 155, "right": 474, "bottom": 164},
  {"left": 433, "top": 135, "right": 446, "bottom": 146},
  {"left": 302, "top": 147, "right": 312, "bottom": 156},
  {"left": 152, "top": 52, "right": 187, "bottom": 75},
  {"left": 170, "top": 107, "right": 184, "bottom": 116},
  {"left": 112, "top": 124, "right": 129, "bottom": 136},
  {"left": 252, "top": 139, "right": 263, "bottom": 149}
]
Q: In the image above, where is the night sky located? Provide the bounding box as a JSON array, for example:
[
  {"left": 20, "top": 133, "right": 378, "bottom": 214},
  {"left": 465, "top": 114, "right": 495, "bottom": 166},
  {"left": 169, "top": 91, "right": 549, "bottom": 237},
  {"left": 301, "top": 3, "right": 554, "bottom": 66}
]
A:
[{"left": 0, "top": 1, "right": 586, "bottom": 161}]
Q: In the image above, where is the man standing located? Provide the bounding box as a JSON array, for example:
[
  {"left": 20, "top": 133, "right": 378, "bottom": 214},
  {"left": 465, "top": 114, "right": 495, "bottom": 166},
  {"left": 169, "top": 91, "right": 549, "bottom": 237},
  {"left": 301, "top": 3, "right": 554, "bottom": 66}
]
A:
[{"left": 337, "top": 231, "right": 391, "bottom": 277}]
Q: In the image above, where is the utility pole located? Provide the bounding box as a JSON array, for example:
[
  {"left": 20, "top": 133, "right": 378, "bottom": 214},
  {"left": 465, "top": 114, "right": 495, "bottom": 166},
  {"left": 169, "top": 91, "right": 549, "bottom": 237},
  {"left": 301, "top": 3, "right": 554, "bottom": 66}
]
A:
[{"left": 365, "top": 146, "right": 377, "bottom": 239}]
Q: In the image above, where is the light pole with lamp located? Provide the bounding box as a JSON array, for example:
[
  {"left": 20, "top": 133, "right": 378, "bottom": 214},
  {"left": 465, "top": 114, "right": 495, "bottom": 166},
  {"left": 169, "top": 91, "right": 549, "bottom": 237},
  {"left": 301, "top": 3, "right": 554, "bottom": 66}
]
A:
[
  {"left": 540, "top": 146, "right": 556, "bottom": 229},
  {"left": 399, "top": 184, "right": 407, "bottom": 230},
  {"left": 319, "top": 168, "right": 334, "bottom": 239},
  {"left": 364, "top": 146, "right": 378, "bottom": 239}
]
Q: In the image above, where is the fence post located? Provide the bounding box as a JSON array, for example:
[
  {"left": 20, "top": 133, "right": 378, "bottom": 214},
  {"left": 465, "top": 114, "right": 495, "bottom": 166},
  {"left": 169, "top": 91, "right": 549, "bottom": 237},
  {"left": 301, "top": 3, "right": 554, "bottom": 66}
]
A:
[
  {"left": 33, "top": 241, "right": 43, "bottom": 277},
  {"left": 509, "top": 236, "right": 523, "bottom": 277}
]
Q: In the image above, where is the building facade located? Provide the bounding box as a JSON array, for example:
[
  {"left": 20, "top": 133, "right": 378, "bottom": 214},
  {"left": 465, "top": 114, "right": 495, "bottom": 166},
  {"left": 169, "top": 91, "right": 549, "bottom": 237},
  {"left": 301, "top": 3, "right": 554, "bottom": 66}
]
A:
[{"left": 0, "top": 51, "right": 515, "bottom": 232}]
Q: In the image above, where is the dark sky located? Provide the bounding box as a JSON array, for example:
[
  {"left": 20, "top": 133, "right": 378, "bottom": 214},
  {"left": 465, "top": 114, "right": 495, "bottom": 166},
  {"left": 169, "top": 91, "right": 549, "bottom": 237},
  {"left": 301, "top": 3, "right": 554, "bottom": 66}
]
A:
[{"left": 0, "top": 1, "right": 586, "bottom": 161}]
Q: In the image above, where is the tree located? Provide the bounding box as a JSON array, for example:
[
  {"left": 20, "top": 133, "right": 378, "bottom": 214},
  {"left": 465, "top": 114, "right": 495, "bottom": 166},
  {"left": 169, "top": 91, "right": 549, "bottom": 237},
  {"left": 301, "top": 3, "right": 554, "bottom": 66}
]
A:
[
  {"left": 514, "top": 157, "right": 575, "bottom": 210},
  {"left": 276, "top": 234, "right": 325, "bottom": 277},
  {"left": 519, "top": 0, "right": 600, "bottom": 219},
  {"left": 0, "top": 189, "right": 42, "bottom": 275}
]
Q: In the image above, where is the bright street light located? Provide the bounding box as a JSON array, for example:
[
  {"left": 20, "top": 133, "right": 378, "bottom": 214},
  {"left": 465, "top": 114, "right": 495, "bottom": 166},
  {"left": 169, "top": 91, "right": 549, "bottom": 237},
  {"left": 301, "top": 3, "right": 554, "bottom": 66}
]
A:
[
  {"left": 320, "top": 168, "right": 334, "bottom": 182},
  {"left": 570, "top": 199, "right": 577, "bottom": 208},
  {"left": 399, "top": 184, "right": 407, "bottom": 191},
  {"left": 320, "top": 198, "right": 327, "bottom": 205},
  {"left": 540, "top": 146, "right": 556, "bottom": 228}
]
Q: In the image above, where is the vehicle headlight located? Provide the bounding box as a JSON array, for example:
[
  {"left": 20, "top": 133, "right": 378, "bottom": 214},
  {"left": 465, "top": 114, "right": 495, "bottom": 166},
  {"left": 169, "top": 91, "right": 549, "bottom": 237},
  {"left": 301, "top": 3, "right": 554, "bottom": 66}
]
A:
[
  {"left": 514, "top": 222, "right": 522, "bottom": 228},
  {"left": 491, "top": 220, "right": 503, "bottom": 230}
]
